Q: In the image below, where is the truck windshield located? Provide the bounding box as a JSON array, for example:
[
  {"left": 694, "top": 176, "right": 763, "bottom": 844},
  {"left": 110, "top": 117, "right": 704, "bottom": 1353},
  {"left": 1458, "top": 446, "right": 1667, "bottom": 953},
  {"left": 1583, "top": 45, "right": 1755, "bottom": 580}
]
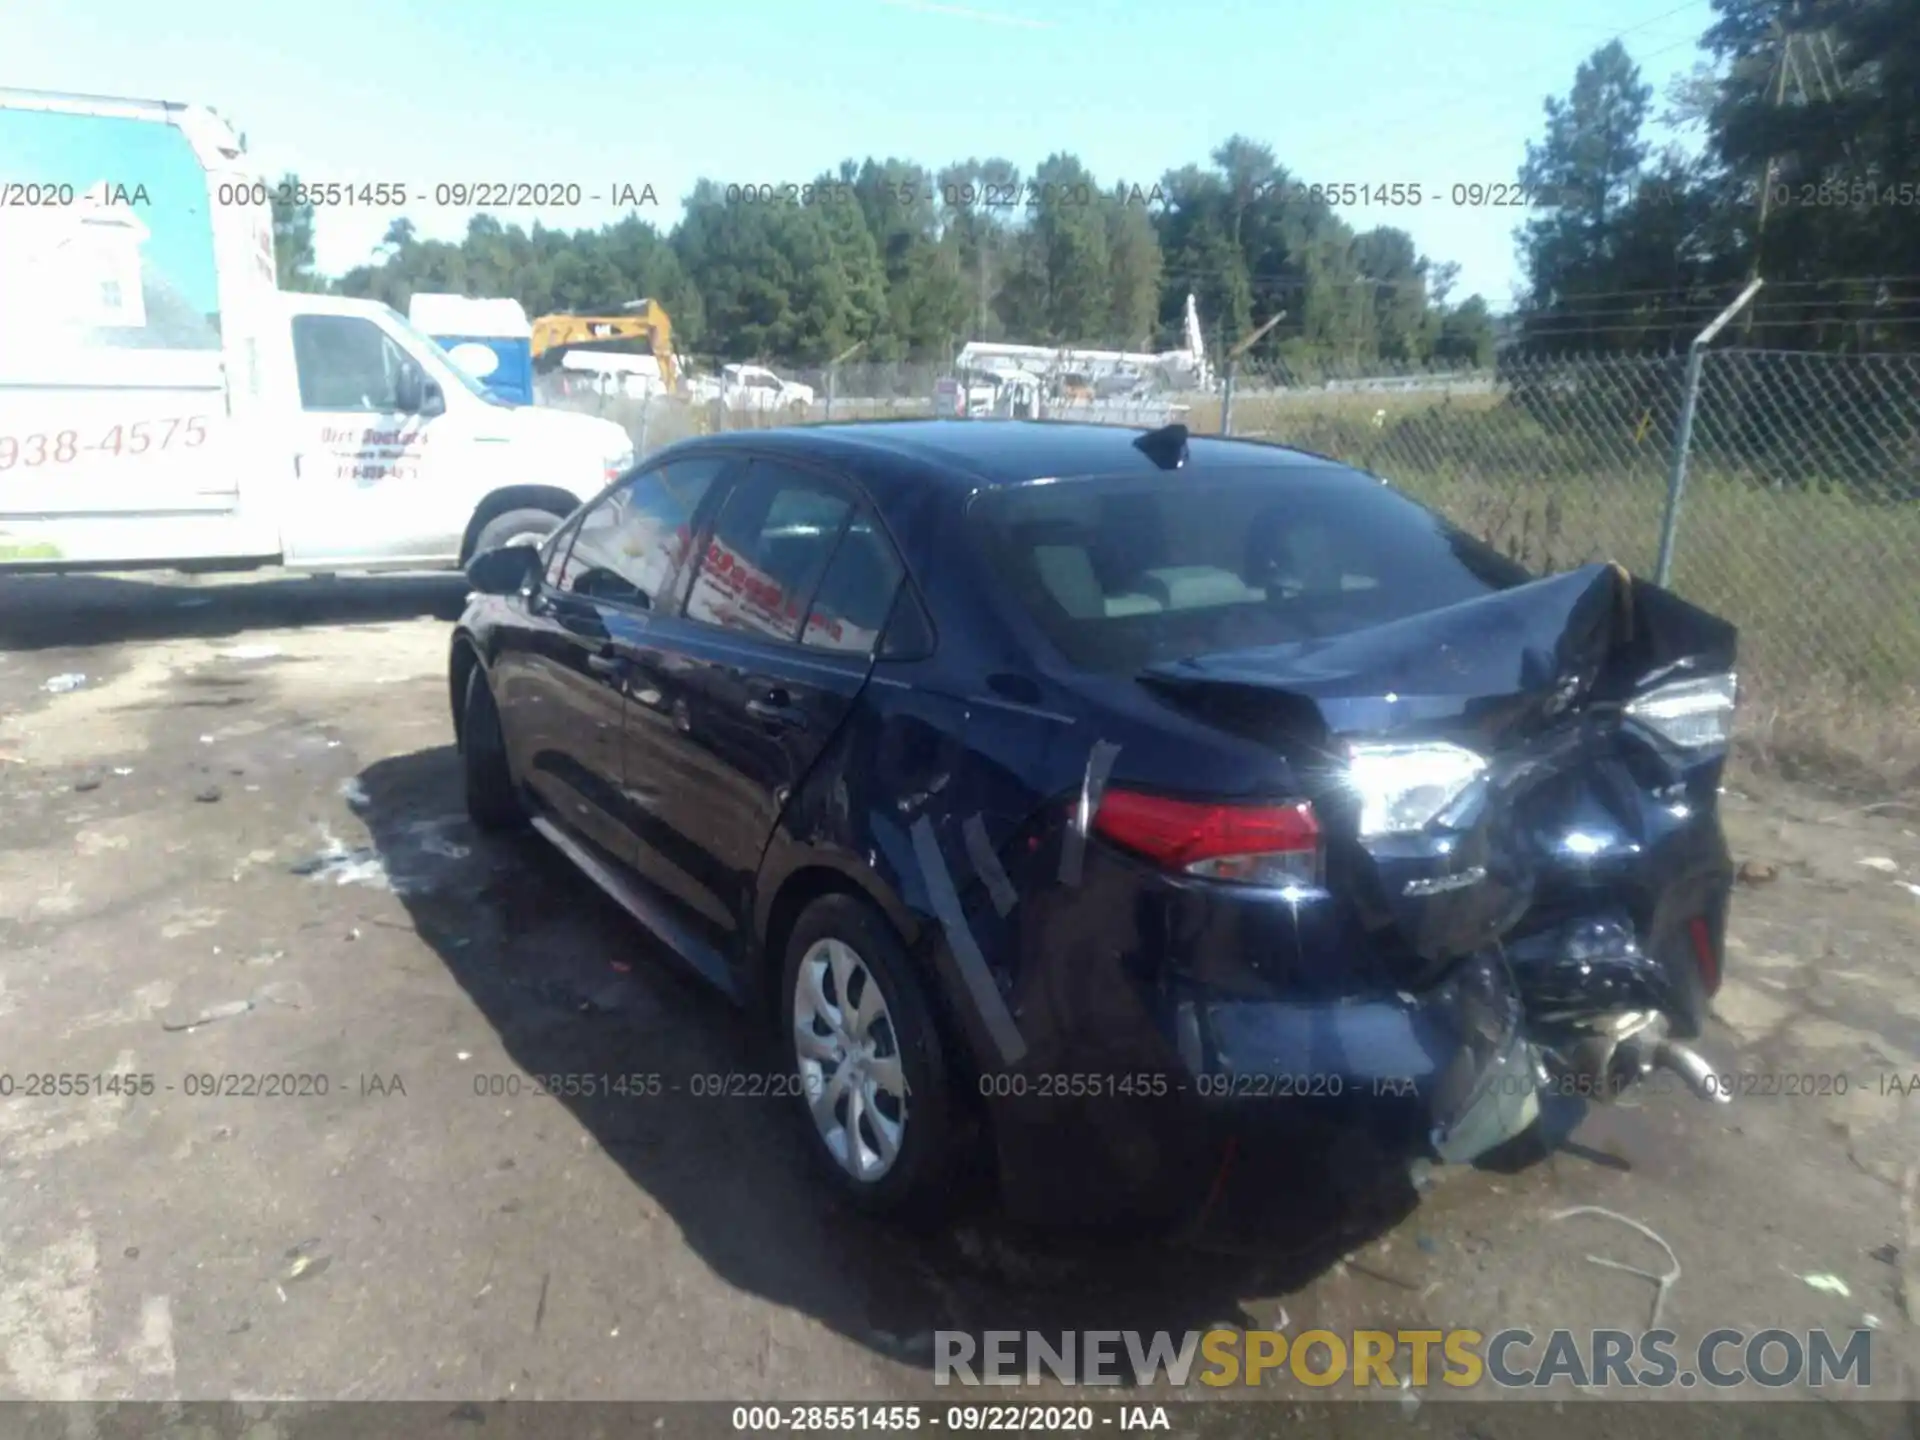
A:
[{"left": 380, "top": 305, "right": 511, "bottom": 406}]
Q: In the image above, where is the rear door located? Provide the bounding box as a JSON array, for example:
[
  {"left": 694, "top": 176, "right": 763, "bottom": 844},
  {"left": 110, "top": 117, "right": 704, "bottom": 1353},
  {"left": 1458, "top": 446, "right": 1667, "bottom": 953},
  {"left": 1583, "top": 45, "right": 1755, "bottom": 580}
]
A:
[{"left": 621, "top": 458, "right": 907, "bottom": 956}]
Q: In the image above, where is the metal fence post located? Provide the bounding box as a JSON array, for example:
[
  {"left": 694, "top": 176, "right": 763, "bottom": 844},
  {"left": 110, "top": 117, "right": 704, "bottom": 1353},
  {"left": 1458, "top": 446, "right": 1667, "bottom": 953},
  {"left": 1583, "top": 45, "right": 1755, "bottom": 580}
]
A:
[
  {"left": 1220, "top": 354, "right": 1236, "bottom": 437},
  {"left": 1655, "top": 278, "right": 1763, "bottom": 587}
]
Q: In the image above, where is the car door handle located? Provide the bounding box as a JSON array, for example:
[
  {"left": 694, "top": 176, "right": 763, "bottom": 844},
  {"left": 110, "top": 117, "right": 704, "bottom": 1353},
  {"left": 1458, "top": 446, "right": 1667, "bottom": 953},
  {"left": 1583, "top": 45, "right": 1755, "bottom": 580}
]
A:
[{"left": 745, "top": 693, "right": 808, "bottom": 730}]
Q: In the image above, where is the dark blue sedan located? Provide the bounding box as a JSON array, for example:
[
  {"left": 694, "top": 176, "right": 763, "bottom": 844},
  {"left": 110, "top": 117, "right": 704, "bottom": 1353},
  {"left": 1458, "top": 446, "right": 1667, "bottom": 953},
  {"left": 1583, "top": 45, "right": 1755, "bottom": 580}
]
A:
[{"left": 449, "top": 420, "right": 1740, "bottom": 1228}]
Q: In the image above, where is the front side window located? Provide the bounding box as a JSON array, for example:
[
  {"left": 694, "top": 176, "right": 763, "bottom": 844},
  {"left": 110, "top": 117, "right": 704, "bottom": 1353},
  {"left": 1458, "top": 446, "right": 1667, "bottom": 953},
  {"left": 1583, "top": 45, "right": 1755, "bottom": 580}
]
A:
[
  {"left": 553, "top": 457, "right": 725, "bottom": 608},
  {"left": 291, "top": 314, "right": 426, "bottom": 412},
  {"left": 292, "top": 314, "right": 422, "bottom": 412},
  {"left": 685, "top": 462, "right": 852, "bottom": 642},
  {"left": 541, "top": 512, "right": 584, "bottom": 590}
]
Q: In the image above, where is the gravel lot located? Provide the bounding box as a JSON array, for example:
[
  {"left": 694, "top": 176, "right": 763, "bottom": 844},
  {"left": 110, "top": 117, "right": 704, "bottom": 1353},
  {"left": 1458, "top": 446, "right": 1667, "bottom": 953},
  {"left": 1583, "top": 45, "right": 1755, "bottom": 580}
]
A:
[{"left": 0, "top": 571, "right": 1917, "bottom": 1417}]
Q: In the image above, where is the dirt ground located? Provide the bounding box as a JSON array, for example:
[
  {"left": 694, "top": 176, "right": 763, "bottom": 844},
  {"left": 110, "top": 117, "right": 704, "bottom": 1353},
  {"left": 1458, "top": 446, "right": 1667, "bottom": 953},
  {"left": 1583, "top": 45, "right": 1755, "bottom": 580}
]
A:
[{"left": 1, "top": 571, "right": 1917, "bottom": 1415}]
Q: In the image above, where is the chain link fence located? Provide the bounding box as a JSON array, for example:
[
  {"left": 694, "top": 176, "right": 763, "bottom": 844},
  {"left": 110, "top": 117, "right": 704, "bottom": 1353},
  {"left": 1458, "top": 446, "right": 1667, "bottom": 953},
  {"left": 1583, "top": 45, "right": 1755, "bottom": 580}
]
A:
[{"left": 542, "top": 348, "right": 1920, "bottom": 788}]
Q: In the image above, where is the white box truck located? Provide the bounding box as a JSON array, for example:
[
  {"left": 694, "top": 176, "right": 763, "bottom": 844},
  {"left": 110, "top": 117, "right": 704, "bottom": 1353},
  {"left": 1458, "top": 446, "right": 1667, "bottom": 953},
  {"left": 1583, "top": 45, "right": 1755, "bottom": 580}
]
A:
[{"left": 0, "top": 88, "right": 634, "bottom": 573}]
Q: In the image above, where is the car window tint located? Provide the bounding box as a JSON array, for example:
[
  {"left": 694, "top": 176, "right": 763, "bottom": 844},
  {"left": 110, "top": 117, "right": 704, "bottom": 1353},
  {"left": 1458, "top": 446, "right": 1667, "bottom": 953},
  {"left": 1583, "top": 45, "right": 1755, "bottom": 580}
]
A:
[
  {"left": 971, "top": 465, "right": 1533, "bottom": 674},
  {"left": 685, "top": 463, "right": 851, "bottom": 642},
  {"left": 879, "top": 586, "right": 935, "bottom": 660},
  {"left": 802, "top": 507, "right": 904, "bottom": 655},
  {"left": 554, "top": 458, "right": 724, "bottom": 607}
]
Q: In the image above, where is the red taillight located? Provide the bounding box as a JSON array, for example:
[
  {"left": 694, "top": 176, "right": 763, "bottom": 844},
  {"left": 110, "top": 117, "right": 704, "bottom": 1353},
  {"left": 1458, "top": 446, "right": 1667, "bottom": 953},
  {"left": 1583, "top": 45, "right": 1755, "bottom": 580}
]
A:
[
  {"left": 1092, "top": 789, "right": 1322, "bottom": 886},
  {"left": 1688, "top": 915, "right": 1719, "bottom": 993}
]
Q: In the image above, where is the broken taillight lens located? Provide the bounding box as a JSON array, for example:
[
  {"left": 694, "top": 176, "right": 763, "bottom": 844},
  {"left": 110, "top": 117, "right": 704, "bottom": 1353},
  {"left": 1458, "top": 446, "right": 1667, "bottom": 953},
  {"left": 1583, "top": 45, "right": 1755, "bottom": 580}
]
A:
[
  {"left": 1345, "top": 741, "right": 1488, "bottom": 840},
  {"left": 1626, "top": 671, "right": 1738, "bottom": 751},
  {"left": 1092, "top": 790, "right": 1322, "bottom": 887}
]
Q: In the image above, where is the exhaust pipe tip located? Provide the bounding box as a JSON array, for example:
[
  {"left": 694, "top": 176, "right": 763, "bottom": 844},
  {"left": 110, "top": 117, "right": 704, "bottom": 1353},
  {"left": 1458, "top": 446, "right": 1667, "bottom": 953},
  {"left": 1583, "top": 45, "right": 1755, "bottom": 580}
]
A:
[
  {"left": 1545, "top": 1024, "right": 1729, "bottom": 1106},
  {"left": 1651, "top": 1038, "right": 1729, "bottom": 1103}
]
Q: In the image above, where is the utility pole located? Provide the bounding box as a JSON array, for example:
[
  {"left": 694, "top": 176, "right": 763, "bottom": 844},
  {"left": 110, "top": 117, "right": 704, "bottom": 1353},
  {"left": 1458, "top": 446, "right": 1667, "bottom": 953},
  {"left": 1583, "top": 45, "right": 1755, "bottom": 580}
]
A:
[
  {"left": 1743, "top": 21, "right": 1827, "bottom": 341},
  {"left": 824, "top": 339, "right": 865, "bottom": 422},
  {"left": 1749, "top": 28, "right": 1792, "bottom": 268},
  {"left": 1219, "top": 310, "right": 1287, "bottom": 437}
]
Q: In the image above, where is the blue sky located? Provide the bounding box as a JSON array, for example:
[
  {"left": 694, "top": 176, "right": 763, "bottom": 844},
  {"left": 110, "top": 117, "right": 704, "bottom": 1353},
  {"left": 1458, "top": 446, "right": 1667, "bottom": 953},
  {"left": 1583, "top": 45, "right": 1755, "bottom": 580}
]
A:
[{"left": 5, "top": 0, "right": 1718, "bottom": 313}]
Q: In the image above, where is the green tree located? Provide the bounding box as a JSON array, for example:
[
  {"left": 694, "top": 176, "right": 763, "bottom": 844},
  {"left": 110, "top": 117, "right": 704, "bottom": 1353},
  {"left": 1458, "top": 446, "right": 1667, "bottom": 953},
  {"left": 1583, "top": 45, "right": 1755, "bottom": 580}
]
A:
[
  {"left": 1103, "top": 194, "right": 1164, "bottom": 348},
  {"left": 1351, "top": 227, "right": 1431, "bottom": 363},
  {"left": 938, "top": 157, "right": 1022, "bottom": 342},
  {"left": 1516, "top": 40, "right": 1655, "bottom": 321},
  {"left": 1433, "top": 295, "right": 1497, "bottom": 366},
  {"left": 269, "top": 172, "right": 323, "bottom": 292}
]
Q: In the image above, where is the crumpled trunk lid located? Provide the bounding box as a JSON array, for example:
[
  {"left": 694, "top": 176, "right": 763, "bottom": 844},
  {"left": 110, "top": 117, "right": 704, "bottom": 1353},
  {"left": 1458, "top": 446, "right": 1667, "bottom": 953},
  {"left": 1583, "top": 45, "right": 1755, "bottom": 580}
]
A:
[{"left": 1139, "top": 562, "right": 1738, "bottom": 1030}]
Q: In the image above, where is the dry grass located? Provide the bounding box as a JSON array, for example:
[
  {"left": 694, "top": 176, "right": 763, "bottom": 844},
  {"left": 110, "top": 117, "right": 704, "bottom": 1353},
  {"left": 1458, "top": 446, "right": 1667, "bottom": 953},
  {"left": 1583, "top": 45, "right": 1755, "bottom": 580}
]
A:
[{"left": 1232, "top": 389, "right": 1920, "bottom": 795}]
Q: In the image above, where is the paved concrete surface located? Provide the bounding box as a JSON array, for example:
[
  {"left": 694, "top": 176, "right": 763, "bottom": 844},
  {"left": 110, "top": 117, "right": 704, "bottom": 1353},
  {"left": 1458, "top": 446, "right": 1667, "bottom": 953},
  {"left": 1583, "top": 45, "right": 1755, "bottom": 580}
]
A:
[{"left": 0, "top": 571, "right": 1916, "bottom": 1408}]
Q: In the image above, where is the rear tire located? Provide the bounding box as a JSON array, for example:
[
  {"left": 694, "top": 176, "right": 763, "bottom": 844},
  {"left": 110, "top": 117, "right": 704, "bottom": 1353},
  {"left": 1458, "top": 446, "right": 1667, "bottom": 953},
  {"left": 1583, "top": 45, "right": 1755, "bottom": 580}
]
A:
[
  {"left": 780, "top": 894, "right": 959, "bottom": 1224},
  {"left": 461, "top": 664, "right": 525, "bottom": 832},
  {"left": 472, "top": 506, "right": 565, "bottom": 559}
]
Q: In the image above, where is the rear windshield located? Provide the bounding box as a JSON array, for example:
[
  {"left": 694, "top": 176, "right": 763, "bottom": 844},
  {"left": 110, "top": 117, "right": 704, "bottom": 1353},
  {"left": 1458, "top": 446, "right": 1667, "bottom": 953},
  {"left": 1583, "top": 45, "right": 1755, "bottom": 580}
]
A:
[{"left": 970, "top": 464, "right": 1532, "bottom": 675}]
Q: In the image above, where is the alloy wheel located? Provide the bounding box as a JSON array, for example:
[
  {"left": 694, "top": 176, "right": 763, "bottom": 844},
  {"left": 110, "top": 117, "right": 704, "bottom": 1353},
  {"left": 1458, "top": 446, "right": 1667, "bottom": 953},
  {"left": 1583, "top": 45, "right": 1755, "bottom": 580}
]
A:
[{"left": 792, "top": 936, "right": 908, "bottom": 1182}]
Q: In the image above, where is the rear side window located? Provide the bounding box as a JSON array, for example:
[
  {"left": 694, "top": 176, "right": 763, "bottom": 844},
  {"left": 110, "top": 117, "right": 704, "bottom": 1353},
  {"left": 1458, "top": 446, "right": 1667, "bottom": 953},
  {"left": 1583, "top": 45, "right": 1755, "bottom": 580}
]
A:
[
  {"left": 802, "top": 507, "right": 904, "bottom": 656},
  {"left": 685, "top": 462, "right": 852, "bottom": 642},
  {"left": 971, "top": 465, "right": 1531, "bottom": 674}
]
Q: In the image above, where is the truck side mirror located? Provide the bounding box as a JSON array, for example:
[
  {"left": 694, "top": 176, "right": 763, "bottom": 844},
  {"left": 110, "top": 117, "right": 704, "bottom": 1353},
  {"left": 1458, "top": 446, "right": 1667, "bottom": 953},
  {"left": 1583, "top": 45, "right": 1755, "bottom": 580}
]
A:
[
  {"left": 394, "top": 366, "right": 444, "bottom": 416},
  {"left": 394, "top": 365, "right": 423, "bottom": 414}
]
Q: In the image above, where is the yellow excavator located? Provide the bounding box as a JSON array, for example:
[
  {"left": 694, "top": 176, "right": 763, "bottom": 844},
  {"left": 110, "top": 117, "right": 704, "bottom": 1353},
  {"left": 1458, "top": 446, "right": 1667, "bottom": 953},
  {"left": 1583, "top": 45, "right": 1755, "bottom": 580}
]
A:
[{"left": 529, "top": 300, "right": 678, "bottom": 390}]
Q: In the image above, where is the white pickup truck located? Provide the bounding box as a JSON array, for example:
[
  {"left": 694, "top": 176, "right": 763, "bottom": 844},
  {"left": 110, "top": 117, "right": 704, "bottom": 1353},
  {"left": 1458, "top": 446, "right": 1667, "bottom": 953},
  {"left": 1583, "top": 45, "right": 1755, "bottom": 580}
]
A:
[
  {"left": 0, "top": 89, "right": 632, "bottom": 573},
  {"left": 719, "top": 363, "right": 814, "bottom": 415}
]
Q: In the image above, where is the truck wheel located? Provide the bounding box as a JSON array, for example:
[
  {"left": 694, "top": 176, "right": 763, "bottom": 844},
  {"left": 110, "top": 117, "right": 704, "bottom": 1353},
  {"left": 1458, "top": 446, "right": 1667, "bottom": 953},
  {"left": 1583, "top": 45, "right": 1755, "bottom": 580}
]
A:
[
  {"left": 461, "top": 666, "right": 525, "bottom": 833},
  {"left": 473, "top": 507, "right": 564, "bottom": 558}
]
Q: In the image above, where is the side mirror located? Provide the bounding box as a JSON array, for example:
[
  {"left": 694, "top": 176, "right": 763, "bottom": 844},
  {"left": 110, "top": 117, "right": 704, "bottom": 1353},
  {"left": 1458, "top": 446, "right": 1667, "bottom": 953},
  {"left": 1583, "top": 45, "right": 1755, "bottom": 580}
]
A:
[
  {"left": 466, "top": 543, "right": 543, "bottom": 596},
  {"left": 394, "top": 365, "right": 423, "bottom": 414},
  {"left": 420, "top": 377, "right": 445, "bottom": 417}
]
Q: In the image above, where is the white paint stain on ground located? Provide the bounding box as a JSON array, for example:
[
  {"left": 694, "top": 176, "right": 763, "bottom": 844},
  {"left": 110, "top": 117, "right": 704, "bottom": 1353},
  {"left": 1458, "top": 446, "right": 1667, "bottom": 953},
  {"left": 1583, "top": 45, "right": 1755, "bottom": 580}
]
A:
[
  {"left": 295, "top": 817, "right": 472, "bottom": 893},
  {"left": 0, "top": 1227, "right": 104, "bottom": 1400},
  {"left": 32, "top": 883, "right": 80, "bottom": 919},
  {"left": 64, "top": 982, "right": 175, "bottom": 1040},
  {"left": 0, "top": 1050, "right": 138, "bottom": 1162},
  {"left": 128, "top": 1296, "right": 176, "bottom": 1381},
  {"left": 299, "top": 826, "right": 397, "bottom": 891},
  {"left": 158, "top": 907, "right": 224, "bottom": 941}
]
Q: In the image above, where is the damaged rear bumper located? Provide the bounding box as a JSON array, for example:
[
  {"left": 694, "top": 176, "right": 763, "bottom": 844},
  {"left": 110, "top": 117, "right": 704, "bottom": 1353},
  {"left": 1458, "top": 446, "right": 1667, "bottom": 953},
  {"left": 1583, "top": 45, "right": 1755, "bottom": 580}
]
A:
[
  {"left": 983, "top": 924, "right": 1725, "bottom": 1230},
  {"left": 984, "top": 947, "right": 1538, "bottom": 1228}
]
